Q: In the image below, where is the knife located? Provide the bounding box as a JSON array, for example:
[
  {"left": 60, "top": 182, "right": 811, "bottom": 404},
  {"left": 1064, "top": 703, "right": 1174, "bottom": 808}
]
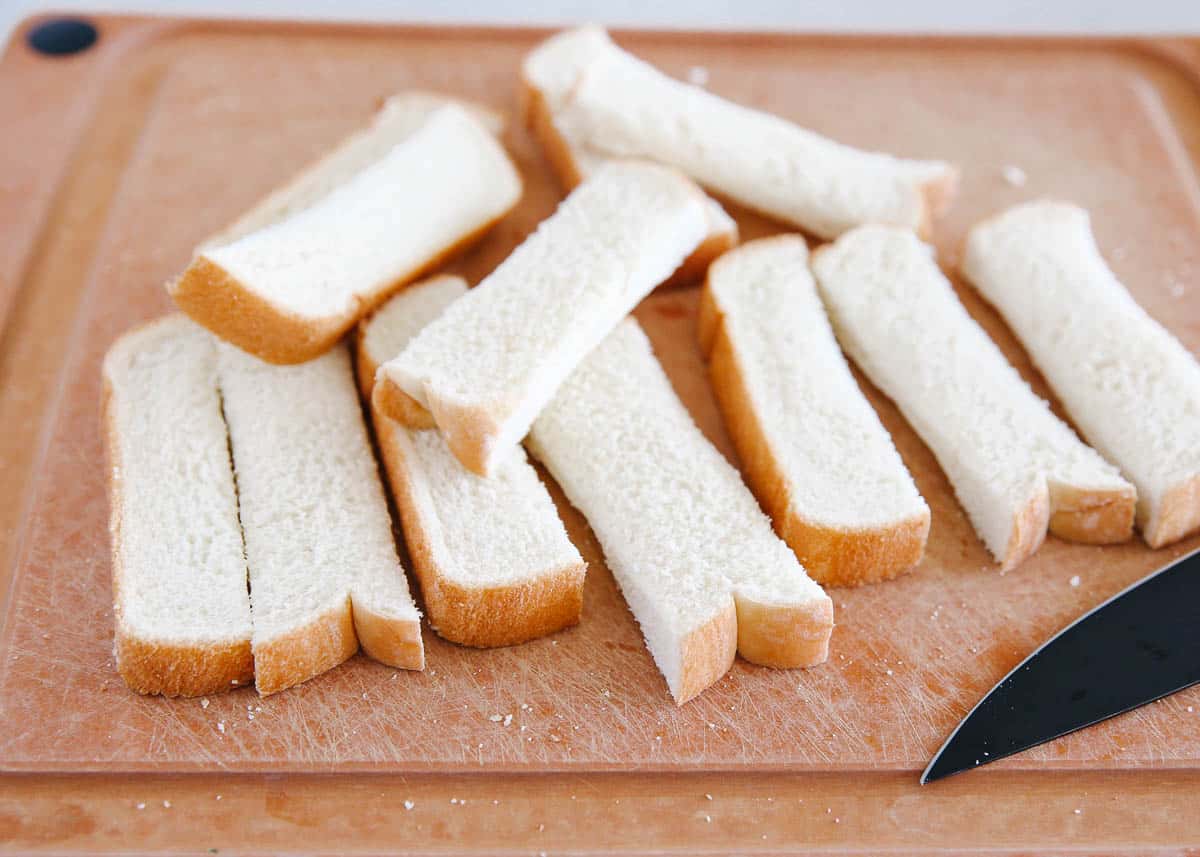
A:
[{"left": 922, "top": 546, "right": 1200, "bottom": 783}]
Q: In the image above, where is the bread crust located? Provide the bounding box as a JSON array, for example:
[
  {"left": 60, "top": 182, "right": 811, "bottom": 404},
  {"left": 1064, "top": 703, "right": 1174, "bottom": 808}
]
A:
[
  {"left": 1048, "top": 483, "right": 1137, "bottom": 545},
  {"left": 169, "top": 215, "right": 502, "bottom": 365},
  {"left": 521, "top": 81, "right": 735, "bottom": 289},
  {"left": 734, "top": 594, "right": 835, "bottom": 670},
  {"left": 1144, "top": 473, "right": 1200, "bottom": 549},
  {"left": 1001, "top": 484, "right": 1050, "bottom": 572},
  {"left": 369, "top": 369, "right": 441, "bottom": 429},
  {"left": 674, "top": 604, "right": 738, "bottom": 705},
  {"left": 252, "top": 599, "right": 359, "bottom": 696},
  {"left": 359, "top": 338, "right": 436, "bottom": 429},
  {"left": 359, "top": 332, "right": 586, "bottom": 648},
  {"left": 915, "top": 167, "right": 960, "bottom": 240},
  {"left": 349, "top": 599, "right": 425, "bottom": 671},
  {"left": 699, "top": 280, "right": 929, "bottom": 587},
  {"left": 102, "top": 323, "right": 256, "bottom": 698}
]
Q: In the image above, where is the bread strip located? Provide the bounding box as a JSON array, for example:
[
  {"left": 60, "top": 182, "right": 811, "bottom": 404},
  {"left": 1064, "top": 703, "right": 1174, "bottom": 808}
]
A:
[
  {"left": 528, "top": 320, "right": 833, "bottom": 704},
  {"left": 522, "top": 41, "right": 736, "bottom": 287},
  {"left": 170, "top": 101, "right": 521, "bottom": 365},
  {"left": 102, "top": 315, "right": 253, "bottom": 696},
  {"left": 522, "top": 26, "right": 957, "bottom": 241},
  {"left": 356, "top": 275, "right": 586, "bottom": 647},
  {"left": 699, "top": 236, "right": 930, "bottom": 587},
  {"left": 812, "top": 226, "right": 1136, "bottom": 570},
  {"left": 963, "top": 200, "right": 1200, "bottom": 548},
  {"left": 217, "top": 343, "right": 422, "bottom": 695},
  {"left": 202, "top": 93, "right": 504, "bottom": 250},
  {"left": 376, "top": 160, "right": 709, "bottom": 476}
]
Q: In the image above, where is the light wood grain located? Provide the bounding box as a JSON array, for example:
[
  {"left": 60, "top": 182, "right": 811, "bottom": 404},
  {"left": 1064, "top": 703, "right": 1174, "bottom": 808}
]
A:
[{"left": 1, "top": 14, "right": 1199, "bottom": 854}]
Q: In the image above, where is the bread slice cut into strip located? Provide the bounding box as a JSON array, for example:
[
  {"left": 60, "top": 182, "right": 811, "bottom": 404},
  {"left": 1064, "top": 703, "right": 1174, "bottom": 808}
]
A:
[
  {"left": 699, "top": 235, "right": 930, "bottom": 587},
  {"left": 102, "top": 315, "right": 253, "bottom": 697},
  {"left": 963, "top": 200, "right": 1200, "bottom": 548},
  {"left": 201, "top": 93, "right": 505, "bottom": 251},
  {"left": 522, "top": 38, "right": 736, "bottom": 287},
  {"left": 522, "top": 26, "right": 957, "bottom": 241},
  {"left": 217, "top": 342, "right": 423, "bottom": 695},
  {"left": 375, "top": 160, "right": 710, "bottom": 477},
  {"left": 812, "top": 226, "right": 1136, "bottom": 571},
  {"left": 169, "top": 100, "right": 522, "bottom": 365},
  {"left": 527, "top": 319, "right": 833, "bottom": 705},
  {"left": 356, "top": 275, "right": 587, "bottom": 647}
]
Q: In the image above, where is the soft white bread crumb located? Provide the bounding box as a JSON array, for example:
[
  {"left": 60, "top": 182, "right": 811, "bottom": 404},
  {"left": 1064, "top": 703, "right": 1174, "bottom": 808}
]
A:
[
  {"left": 700, "top": 235, "right": 930, "bottom": 586},
  {"left": 217, "top": 342, "right": 422, "bottom": 695},
  {"left": 963, "top": 200, "right": 1200, "bottom": 548},
  {"left": 812, "top": 226, "right": 1136, "bottom": 570},
  {"left": 522, "top": 29, "right": 736, "bottom": 284},
  {"left": 523, "top": 26, "right": 957, "bottom": 240},
  {"left": 202, "top": 93, "right": 505, "bottom": 249},
  {"left": 357, "top": 276, "right": 586, "bottom": 647},
  {"left": 102, "top": 315, "right": 252, "bottom": 697},
  {"left": 170, "top": 102, "right": 522, "bottom": 364},
  {"left": 527, "top": 319, "right": 833, "bottom": 704},
  {"left": 376, "top": 160, "right": 709, "bottom": 476}
]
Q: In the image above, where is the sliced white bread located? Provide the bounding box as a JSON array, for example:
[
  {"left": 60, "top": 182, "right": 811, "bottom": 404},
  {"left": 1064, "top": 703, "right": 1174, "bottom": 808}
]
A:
[
  {"left": 699, "top": 235, "right": 930, "bottom": 587},
  {"left": 521, "top": 26, "right": 957, "bottom": 241},
  {"left": 963, "top": 200, "right": 1200, "bottom": 549},
  {"left": 521, "top": 34, "right": 736, "bottom": 287},
  {"left": 102, "top": 315, "right": 253, "bottom": 697},
  {"left": 527, "top": 319, "right": 833, "bottom": 705},
  {"left": 169, "top": 100, "right": 522, "bottom": 365},
  {"left": 217, "top": 342, "right": 423, "bottom": 695},
  {"left": 356, "top": 275, "right": 587, "bottom": 647},
  {"left": 201, "top": 93, "right": 504, "bottom": 250},
  {"left": 811, "top": 226, "right": 1136, "bottom": 571},
  {"left": 375, "top": 160, "right": 710, "bottom": 477}
]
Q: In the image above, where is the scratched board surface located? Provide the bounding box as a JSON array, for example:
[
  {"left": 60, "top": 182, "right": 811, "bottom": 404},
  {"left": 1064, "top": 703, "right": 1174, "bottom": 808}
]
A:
[{"left": 1, "top": 24, "right": 1199, "bottom": 773}]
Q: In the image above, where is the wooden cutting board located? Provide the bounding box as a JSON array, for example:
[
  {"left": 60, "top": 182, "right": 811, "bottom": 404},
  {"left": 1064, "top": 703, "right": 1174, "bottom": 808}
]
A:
[{"left": 2, "top": 14, "right": 1200, "bottom": 854}]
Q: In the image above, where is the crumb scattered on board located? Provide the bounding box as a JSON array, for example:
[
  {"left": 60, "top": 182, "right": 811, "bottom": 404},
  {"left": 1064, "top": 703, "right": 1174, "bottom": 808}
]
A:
[
  {"left": 1001, "top": 165, "right": 1027, "bottom": 187},
  {"left": 1070, "top": 575, "right": 1081, "bottom": 587}
]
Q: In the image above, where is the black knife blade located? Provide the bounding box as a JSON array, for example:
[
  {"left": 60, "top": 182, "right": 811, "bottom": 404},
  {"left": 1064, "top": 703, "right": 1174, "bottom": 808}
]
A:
[{"left": 922, "top": 546, "right": 1200, "bottom": 783}]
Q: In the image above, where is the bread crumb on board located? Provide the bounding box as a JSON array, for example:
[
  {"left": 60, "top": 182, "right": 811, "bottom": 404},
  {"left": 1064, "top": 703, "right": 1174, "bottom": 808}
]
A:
[
  {"left": 1069, "top": 575, "right": 1081, "bottom": 587},
  {"left": 404, "top": 800, "right": 414, "bottom": 811},
  {"left": 1001, "top": 165, "right": 1027, "bottom": 187}
]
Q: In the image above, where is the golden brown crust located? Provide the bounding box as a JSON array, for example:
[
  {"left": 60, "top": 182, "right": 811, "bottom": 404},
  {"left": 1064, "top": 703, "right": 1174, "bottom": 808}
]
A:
[
  {"left": 168, "top": 256, "right": 346, "bottom": 365},
  {"left": 915, "top": 166, "right": 960, "bottom": 240},
  {"left": 396, "top": 382, "right": 501, "bottom": 477},
  {"left": 350, "top": 601, "right": 425, "bottom": 671},
  {"left": 522, "top": 80, "right": 733, "bottom": 289},
  {"left": 1001, "top": 485, "right": 1050, "bottom": 573},
  {"left": 733, "top": 594, "right": 834, "bottom": 670},
  {"left": 114, "top": 632, "right": 255, "bottom": 698},
  {"left": 252, "top": 600, "right": 359, "bottom": 696},
  {"left": 371, "top": 370, "right": 437, "bottom": 431},
  {"left": 674, "top": 603, "right": 738, "bottom": 705},
  {"left": 170, "top": 215, "right": 504, "bottom": 366},
  {"left": 358, "top": 336, "right": 586, "bottom": 648},
  {"left": 1144, "top": 473, "right": 1200, "bottom": 549},
  {"left": 102, "top": 329, "right": 255, "bottom": 698},
  {"left": 700, "top": 277, "right": 929, "bottom": 587},
  {"left": 1048, "top": 484, "right": 1136, "bottom": 545}
]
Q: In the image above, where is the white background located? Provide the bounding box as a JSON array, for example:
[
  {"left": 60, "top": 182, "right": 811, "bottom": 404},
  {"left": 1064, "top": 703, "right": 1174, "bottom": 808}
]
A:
[{"left": 3, "top": 0, "right": 1200, "bottom": 52}]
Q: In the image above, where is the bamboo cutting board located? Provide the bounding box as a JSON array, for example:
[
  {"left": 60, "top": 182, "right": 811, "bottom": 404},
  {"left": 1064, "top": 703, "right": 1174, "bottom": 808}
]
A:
[{"left": 2, "top": 14, "right": 1200, "bottom": 854}]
